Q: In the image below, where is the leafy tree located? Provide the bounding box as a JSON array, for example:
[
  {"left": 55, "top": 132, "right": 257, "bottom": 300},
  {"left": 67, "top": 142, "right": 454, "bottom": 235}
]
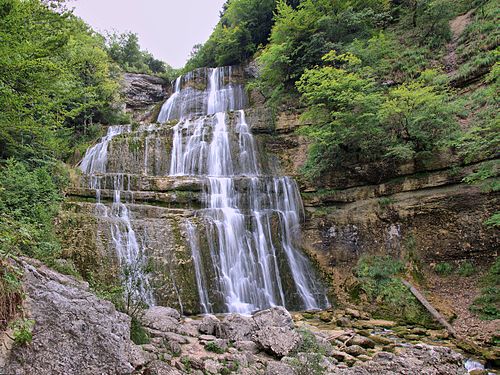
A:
[
  {"left": 185, "top": 0, "right": 276, "bottom": 69},
  {"left": 297, "top": 51, "right": 458, "bottom": 177},
  {"left": 0, "top": 0, "right": 119, "bottom": 162},
  {"left": 105, "top": 31, "right": 171, "bottom": 74}
]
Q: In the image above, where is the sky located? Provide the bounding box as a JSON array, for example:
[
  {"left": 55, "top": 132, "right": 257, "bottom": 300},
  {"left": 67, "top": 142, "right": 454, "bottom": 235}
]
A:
[{"left": 70, "top": 0, "right": 226, "bottom": 68}]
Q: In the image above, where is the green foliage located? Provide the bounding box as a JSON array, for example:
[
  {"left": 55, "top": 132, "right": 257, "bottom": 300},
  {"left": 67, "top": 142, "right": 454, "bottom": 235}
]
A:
[
  {"left": 185, "top": 0, "right": 276, "bottom": 70},
  {"left": 296, "top": 51, "right": 457, "bottom": 177},
  {"left": 10, "top": 318, "right": 35, "bottom": 346},
  {"left": 484, "top": 212, "right": 500, "bottom": 228},
  {"left": 290, "top": 328, "right": 327, "bottom": 374},
  {"left": 105, "top": 31, "right": 176, "bottom": 76},
  {"left": 0, "top": 0, "right": 121, "bottom": 162},
  {"left": 354, "top": 256, "right": 431, "bottom": 324},
  {"left": 470, "top": 258, "right": 500, "bottom": 320},
  {"left": 434, "top": 262, "right": 454, "bottom": 275},
  {"left": 457, "top": 262, "right": 475, "bottom": 277},
  {"left": 255, "top": 0, "right": 390, "bottom": 101},
  {"left": 205, "top": 341, "right": 225, "bottom": 354},
  {"left": 454, "top": 64, "right": 500, "bottom": 163},
  {"left": 0, "top": 159, "right": 64, "bottom": 261},
  {"left": 453, "top": 1, "right": 499, "bottom": 84},
  {"left": 378, "top": 197, "right": 395, "bottom": 208},
  {"left": 130, "top": 316, "right": 150, "bottom": 345}
]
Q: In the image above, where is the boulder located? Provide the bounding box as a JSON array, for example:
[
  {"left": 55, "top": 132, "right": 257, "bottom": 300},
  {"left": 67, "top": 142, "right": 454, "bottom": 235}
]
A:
[
  {"left": 252, "top": 326, "right": 301, "bottom": 357},
  {"left": 141, "top": 307, "right": 181, "bottom": 333},
  {"left": 198, "top": 314, "right": 220, "bottom": 335},
  {"left": 143, "top": 306, "right": 181, "bottom": 322},
  {"left": 348, "top": 335, "right": 376, "bottom": 349},
  {"left": 217, "top": 314, "right": 256, "bottom": 341},
  {"left": 3, "top": 259, "right": 139, "bottom": 375},
  {"left": 253, "top": 306, "right": 294, "bottom": 329}
]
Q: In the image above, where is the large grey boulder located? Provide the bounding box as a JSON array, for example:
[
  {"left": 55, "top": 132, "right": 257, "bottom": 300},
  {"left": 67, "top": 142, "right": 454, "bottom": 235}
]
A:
[
  {"left": 253, "top": 326, "right": 301, "bottom": 357},
  {"left": 3, "top": 259, "right": 141, "bottom": 375},
  {"left": 216, "top": 307, "right": 300, "bottom": 357},
  {"left": 218, "top": 314, "right": 256, "bottom": 341}
]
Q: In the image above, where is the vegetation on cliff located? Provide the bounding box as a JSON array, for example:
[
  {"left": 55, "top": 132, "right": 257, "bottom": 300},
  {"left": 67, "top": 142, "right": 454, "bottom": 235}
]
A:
[{"left": 0, "top": 0, "right": 171, "bottom": 322}]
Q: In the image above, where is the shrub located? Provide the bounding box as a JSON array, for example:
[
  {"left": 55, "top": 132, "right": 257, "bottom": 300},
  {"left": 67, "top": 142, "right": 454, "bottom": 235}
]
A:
[
  {"left": 470, "top": 258, "right": 500, "bottom": 320},
  {"left": 205, "top": 341, "right": 225, "bottom": 354},
  {"left": 130, "top": 316, "right": 150, "bottom": 345},
  {"left": 10, "top": 318, "right": 35, "bottom": 346},
  {"left": 354, "top": 256, "right": 432, "bottom": 325},
  {"left": 434, "top": 262, "right": 454, "bottom": 275},
  {"left": 457, "top": 262, "right": 475, "bottom": 277}
]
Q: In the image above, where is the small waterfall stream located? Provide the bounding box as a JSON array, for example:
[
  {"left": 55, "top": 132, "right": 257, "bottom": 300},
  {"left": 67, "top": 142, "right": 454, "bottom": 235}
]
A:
[
  {"left": 159, "top": 67, "right": 328, "bottom": 314},
  {"left": 80, "top": 126, "right": 155, "bottom": 307}
]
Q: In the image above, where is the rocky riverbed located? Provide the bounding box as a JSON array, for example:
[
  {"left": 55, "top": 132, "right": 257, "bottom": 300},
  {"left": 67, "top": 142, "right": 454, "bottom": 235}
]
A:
[{"left": 2, "top": 259, "right": 493, "bottom": 375}]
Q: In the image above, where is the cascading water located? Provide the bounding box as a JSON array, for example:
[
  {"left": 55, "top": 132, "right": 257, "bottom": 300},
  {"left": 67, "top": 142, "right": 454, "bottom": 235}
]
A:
[
  {"left": 80, "top": 126, "right": 155, "bottom": 307},
  {"left": 159, "top": 67, "right": 328, "bottom": 313}
]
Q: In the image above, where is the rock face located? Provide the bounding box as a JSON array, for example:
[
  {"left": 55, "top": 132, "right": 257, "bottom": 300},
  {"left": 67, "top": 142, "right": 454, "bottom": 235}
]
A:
[
  {"left": 121, "top": 73, "right": 169, "bottom": 122},
  {"left": 3, "top": 259, "right": 141, "bottom": 375}
]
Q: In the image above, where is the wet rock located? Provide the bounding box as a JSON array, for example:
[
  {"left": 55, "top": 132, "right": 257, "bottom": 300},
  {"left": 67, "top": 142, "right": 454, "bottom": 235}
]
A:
[
  {"left": 345, "top": 344, "right": 367, "bottom": 357},
  {"left": 369, "top": 334, "right": 393, "bottom": 345},
  {"left": 253, "top": 326, "right": 301, "bottom": 357},
  {"left": 198, "top": 314, "right": 220, "bottom": 335},
  {"left": 336, "top": 316, "right": 352, "bottom": 327},
  {"left": 319, "top": 311, "right": 334, "bottom": 322},
  {"left": 341, "top": 345, "right": 467, "bottom": 375},
  {"left": 345, "top": 308, "right": 362, "bottom": 319},
  {"left": 3, "top": 259, "right": 138, "bottom": 375},
  {"left": 348, "top": 335, "right": 376, "bottom": 349}
]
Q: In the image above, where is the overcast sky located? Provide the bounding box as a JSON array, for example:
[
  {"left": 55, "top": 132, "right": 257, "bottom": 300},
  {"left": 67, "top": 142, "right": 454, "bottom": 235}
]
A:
[{"left": 70, "top": 0, "right": 226, "bottom": 68}]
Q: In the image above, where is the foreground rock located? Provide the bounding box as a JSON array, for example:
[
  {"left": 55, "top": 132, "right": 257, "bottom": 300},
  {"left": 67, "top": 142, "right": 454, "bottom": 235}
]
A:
[
  {"left": 2, "top": 259, "right": 143, "bottom": 375},
  {"left": 1, "top": 261, "right": 469, "bottom": 375}
]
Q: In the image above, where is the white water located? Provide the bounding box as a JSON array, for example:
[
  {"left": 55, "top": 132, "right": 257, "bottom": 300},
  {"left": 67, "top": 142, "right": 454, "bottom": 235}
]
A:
[
  {"left": 162, "top": 67, "right": 328, "bottom": 313},
  {"left": 80, "top": 126, "right": 155, "bottom": 307},
  {"left": 157, "top": 66, "right": 246, "bottom": 123}
]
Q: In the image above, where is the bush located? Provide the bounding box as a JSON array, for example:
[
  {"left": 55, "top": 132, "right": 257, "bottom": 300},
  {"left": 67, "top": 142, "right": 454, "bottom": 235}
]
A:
[
  {"left": 205, "top": 341, "right": 225, "bottom": 354},
  {"left": 457, "top": 262, "right": 475, "bottom": 277},
  {"left": 354, "top": 256, "right": 432, "bottom": 324},
  {"left": 10, "top": 318, "right": 35, "bottom": 346},
  {"left": 130, "top": 316, "right": 150, "bottom": 345},
  {"left": 470, "top": 258, "right": 500, "bottom": 320},
  {"left": 434, "top": 262, "right": 454, "bottom": 275},
  {"left": 0, "top": 159, "right": 63, "bottom": 261}
]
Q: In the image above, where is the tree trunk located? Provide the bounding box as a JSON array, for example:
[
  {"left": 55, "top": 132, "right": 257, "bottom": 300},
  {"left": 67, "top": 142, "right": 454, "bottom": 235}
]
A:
[{"left": 401, "top": 279, "right": 457, "bottom": 337}]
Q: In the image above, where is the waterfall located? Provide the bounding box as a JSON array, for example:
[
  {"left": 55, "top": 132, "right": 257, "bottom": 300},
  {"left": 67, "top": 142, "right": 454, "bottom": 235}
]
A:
[
  {"left": 160, "top": 67, "right": 328, "bottom": 313},
  {"left": 80, "top": 126, "right": 155, "bottom": 307}
]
